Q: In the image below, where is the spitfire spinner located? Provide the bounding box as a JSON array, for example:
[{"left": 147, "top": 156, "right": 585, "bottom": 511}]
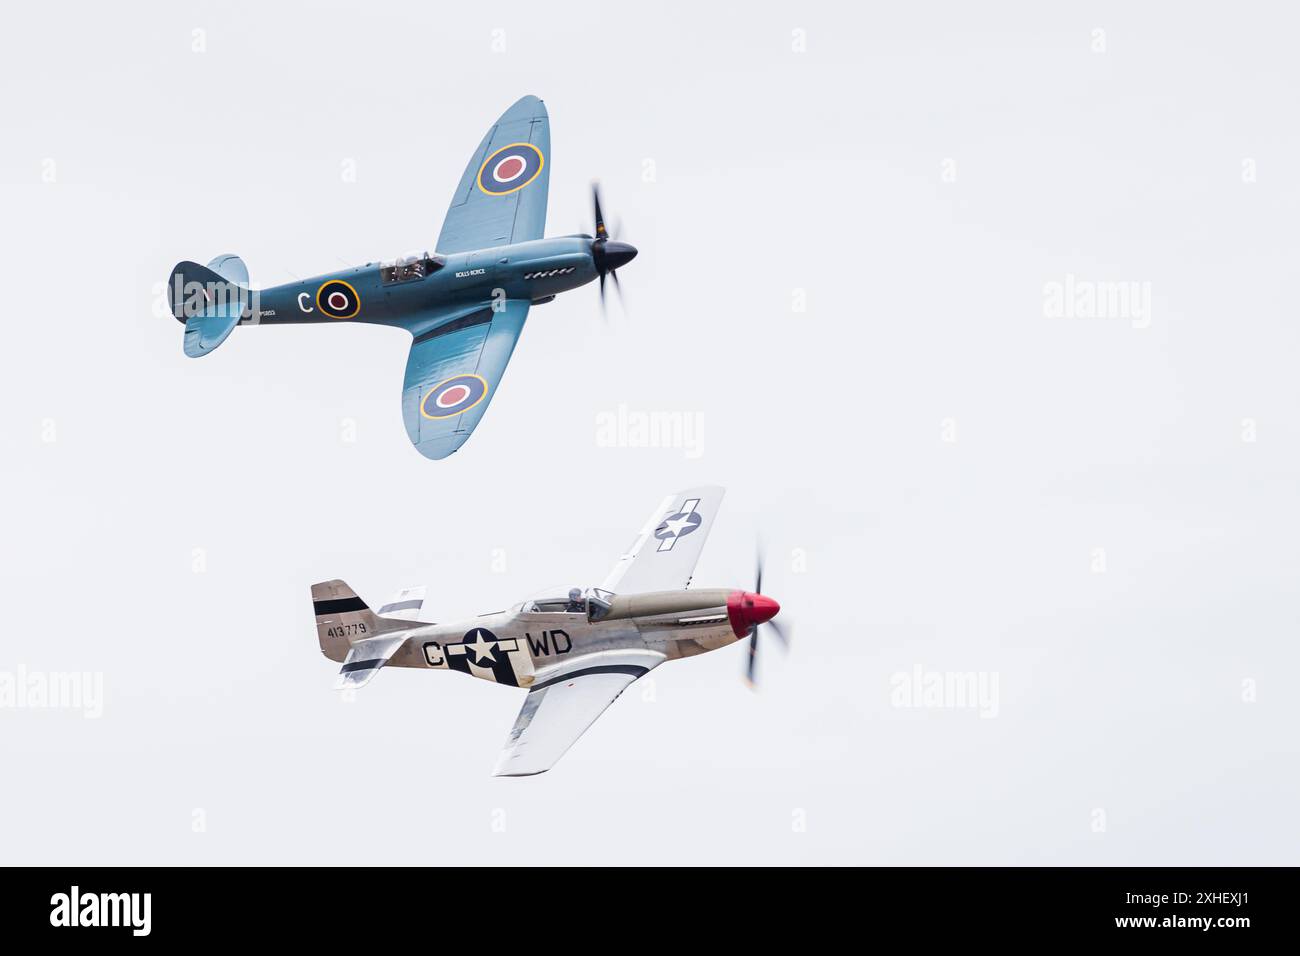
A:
[
  {"left": 166, "top": 95, "right": 635, "bottom": 460},
  {"left": 311, "top": 487, "right": 788, "bottom": 776}
]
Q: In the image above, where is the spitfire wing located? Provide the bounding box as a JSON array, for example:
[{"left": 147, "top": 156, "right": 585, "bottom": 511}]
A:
[
  {"left": 335, "top": 634, "right": 409, "bottom": 690},
  {"left": 437, "top": 96, "right": 550, "bottom": 255},
  {"left": 401, "top": 299, "right": 531, "bottom": 460},
  {"left": 600, "top": 486, "right": 726, "bottom": 594},
  {"left": 492, "top": 651, "right": 665, "bottom": 776}
]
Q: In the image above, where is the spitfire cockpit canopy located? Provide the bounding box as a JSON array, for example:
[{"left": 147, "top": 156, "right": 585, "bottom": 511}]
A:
[{"left": 380, "top": 252, "right": 445, "bottom": 285}]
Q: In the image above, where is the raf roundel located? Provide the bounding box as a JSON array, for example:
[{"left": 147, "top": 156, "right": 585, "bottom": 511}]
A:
[
  {"left": 316, "top": 279, "right": 360, "bottom": 319},
  {"left": 422, "top": 373, "right": 489, "bottom": 420},
  {"left": 477, "top": 143, "right": 544, "bottom": 196}
]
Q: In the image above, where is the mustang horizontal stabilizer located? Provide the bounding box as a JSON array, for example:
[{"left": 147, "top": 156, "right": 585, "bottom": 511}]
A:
[
  {"left": 601, "top": 486, "right": 726, "bottom": 595},
  {"left": 311, "top": 579, "right": 419, "bottom": 671},
  {"left": 493, "top": 650, "right": 665, "bottom": 777},
  {"left": 379, "top": 585, "right": 427, "bottom": 620},
  {"left": 336, "top": 634, "right": 409, "bottom": 690}
]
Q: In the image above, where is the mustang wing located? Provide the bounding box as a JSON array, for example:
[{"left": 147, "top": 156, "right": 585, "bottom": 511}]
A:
[
  {"left": 401, "top": 299, "right": 531, "bottom": 460},
  {"left": 437, "top": 95, "right": 550, "bottom": 255},
  {"left": 600, "top": 486, "right": 726, "bottom": 594},
  {"left": 493, "top": 651, "right": 666, "bottom": 777}
]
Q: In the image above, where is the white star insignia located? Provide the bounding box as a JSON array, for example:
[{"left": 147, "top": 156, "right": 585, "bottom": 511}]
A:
[
  {"left": 465, "top": 630, "right": 498, "bottom": 664},
  {"left": 660, "top": 515, "right": 693, "bottom": 538}
]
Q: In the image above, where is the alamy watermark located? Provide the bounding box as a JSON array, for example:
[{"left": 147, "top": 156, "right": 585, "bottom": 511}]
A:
[
  {"left": 596, "top": 404, "right": 704, "bottom": 459},
  {"left": 167, "top": 275, "right": 265, "bottom": 324},
  {"left": 0, "top": 666, "right": 103, "bottom": 718},
  {"left": 50, "top": 886, "right": 150, "bottom": 936},
  {"left": 1043, "top": 273, "right": 1151, "bottom": 329},
  {"left": 890, "top": 665, "right": 999, "bottom": 718}
]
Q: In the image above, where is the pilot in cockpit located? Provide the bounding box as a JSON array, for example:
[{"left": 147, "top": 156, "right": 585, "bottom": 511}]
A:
[{"left": 565, "top": 588, "right": 585, "bottom": 613}]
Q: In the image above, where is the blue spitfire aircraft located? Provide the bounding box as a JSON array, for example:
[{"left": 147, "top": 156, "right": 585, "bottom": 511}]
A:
[{"left": 166, "top": 95, "right": 635, "bottom": 460}]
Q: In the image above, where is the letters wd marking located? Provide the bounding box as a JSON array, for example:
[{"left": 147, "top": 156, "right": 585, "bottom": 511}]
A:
[
  {"left": 524, "top": 629, "right": 572, "bottom": 656},
  {"left": 421, "top": 373, "right": 489, "bottom": 419},
  {"left": 316, "top": 279, "right": 360, "bottom": 319},
  {"left": 477, "top": 142, "right": 544, "bottom": 196},
  {"left": 654, "top": 498, "right": 703, "bottom": 552},
  {"left": 445, "top": 627, "right": 520, "bottom": 686}
]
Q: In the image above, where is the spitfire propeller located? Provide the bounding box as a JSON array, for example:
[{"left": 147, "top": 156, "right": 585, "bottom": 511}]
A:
[
  {"left": 590, "top": 183, "right": 636, "bottom": 312},
  {"left": 741, "top": 548, "right": 788, "bottom": 688}
]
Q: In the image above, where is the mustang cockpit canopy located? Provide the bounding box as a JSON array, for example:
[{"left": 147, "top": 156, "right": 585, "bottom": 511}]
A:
[
  {"left": 586, "top": 588, "right": 614, "bottom": 621},
  {"left": 518, "top": 587, "right": 615, "bottom": 622}
]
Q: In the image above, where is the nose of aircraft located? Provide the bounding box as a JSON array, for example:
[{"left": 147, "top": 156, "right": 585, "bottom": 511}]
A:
[
  {"left": 601, "top": 240, "right": 637, "bottom": 271},
  {"left": 727, "top": 590, "right": 781, "bottom": 638}
]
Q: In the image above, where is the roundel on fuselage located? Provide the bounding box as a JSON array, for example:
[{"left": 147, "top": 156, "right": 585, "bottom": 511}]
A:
[{"left": 316, "top": 279, "right": 360, "bottom": 319}]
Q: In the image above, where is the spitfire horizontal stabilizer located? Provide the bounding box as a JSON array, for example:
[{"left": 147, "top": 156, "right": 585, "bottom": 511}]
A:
[{"left": 167, "top": 255, "right": 250, "bottom": 358}]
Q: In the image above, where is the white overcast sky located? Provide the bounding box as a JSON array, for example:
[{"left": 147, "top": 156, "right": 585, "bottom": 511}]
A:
[{"left": 1, "top": 1, "right": 1297, "bottom": 864}]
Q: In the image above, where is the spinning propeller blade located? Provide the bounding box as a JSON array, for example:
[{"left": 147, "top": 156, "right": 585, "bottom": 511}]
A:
[
  {"left": 593, "top": 184, "right": 609, "bottom": 241},
  {"left": 590, "top": 182, "right": 636, "bottom": 315},
  {"left": 744, "top": 545, "right": 789, "bottom": 688}
]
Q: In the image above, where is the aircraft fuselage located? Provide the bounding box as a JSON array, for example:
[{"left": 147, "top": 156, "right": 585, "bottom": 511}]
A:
[
  {"left": 320, "top": 587, "right": 757, "bottom": 690},
  {"left": 238, "top": 237, "right": 602, "bottom": 332}
]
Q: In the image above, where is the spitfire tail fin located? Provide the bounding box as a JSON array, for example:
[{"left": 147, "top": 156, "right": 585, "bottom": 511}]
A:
[
  {"left": 166, "top": 254, "right": 251, "bottom": 358},
  {"left": 311, "top": 580, "right": 420, "bottom": 663}
]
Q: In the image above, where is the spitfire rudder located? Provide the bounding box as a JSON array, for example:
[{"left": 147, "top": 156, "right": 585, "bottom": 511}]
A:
[{"left": 166, "top": 254, "right": 251, "bottom": 358}]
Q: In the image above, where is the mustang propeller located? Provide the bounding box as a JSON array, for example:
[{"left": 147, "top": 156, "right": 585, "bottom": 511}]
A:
[
  {"left": 735, "top": 549, "right": 788, "bottom": 688},
  {"left": 590, "top": 183, "right": 636, "bottom": 311}
]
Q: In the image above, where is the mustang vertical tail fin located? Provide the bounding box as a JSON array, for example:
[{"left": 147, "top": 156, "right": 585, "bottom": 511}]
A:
[
  {"left": 312, "top": 580, "right": 377, "bottom": 663},
  {"left": 311, "top": 579, "right": 419, "bottom": 663},
  {"left": 166, "top": 254, "right": 251, "bottom": 358}
]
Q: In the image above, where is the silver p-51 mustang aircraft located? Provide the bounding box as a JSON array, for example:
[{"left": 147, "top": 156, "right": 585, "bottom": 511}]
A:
[{"left": 311, "top": 486, "right": 786, "bottom": 775}]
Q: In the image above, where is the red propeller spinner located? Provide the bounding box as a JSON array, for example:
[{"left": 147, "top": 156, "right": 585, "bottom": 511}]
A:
[{"left": 727, "top": 591, "right": 781, "bottom": 638}]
